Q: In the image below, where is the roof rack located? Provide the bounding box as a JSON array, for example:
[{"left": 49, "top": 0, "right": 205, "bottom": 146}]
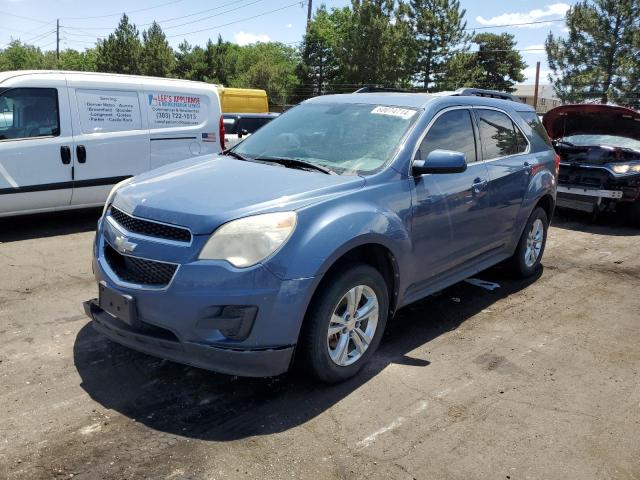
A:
[
  {"left": 452, "top": 88, "right": 522, "bottom": 103},
  {"left": 354, "top": 86, "right": 411, "bottom": 94}
]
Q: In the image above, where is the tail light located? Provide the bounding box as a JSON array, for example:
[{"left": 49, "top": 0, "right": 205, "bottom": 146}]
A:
[
  {"left": 554, "top": 153, "right": 561, "bottom": 177},
  {"left": 219, "top": 115, "right": 226, "bottom": 151}
]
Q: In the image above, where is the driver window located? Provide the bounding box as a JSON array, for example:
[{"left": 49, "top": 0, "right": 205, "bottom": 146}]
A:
[
  {"left": 416, "top": 109, "right": 477, "bottom": 163},
  {"left": 0, "top": 88, "right": 60, "bottom": 141}
]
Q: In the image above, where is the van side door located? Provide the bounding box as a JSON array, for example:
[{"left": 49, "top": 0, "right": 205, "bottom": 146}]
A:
[
  {"left": 473, "top": 108, "right": 530, "bottom": 250},
  {"left": 409, "top": 107, "right": 493, "bottom": 293},
  {"left": 67, "top": 79, "right": 150, "bottom": 206},
  {"left": 0, "top": 75, "right": 74, "bottom": 216}
]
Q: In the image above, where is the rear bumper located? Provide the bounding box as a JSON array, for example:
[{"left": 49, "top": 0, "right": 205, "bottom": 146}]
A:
[{"left": 84, "top": 299, "right": 295, "bottom": 377}]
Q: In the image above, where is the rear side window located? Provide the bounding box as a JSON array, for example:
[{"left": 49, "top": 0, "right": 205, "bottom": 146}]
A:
[
  {"left": 476, "top": 109, "right": 528, "bottom": 159},
  {"left": 416, "top": 109, "right": 477, "bottom": 163},
  {"left": 238, "top": 117, "right": 272, "bottom": 134},
  {"left": 0, "top": 88, "right": 59, "bottom": 141},
  {"left": 518, "top": 110, "right": 553, "bottom": 147},
  {"left": 223, "top": 117, "right": 238, "bottom": 134}
]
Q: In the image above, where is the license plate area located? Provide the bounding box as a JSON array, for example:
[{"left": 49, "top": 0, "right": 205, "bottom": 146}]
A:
[{"left": 99, "top": 281, "right": 138, "bottom": 327}]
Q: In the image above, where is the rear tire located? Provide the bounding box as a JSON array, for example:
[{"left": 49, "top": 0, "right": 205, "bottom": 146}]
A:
[
  {"left": 300, "top": 264, "right": 389, "bottom": 384},
  {"left": 507, "top": 207, "right": 548, "bottom": 278}
]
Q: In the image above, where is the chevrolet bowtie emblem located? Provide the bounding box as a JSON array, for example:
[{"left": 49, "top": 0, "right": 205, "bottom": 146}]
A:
[{"left": 114, "top": 234, "right": 137, "bottom": 254}]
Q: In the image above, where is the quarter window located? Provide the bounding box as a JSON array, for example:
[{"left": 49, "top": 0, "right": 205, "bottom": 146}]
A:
[
  {"left": 0, "top": 88, "right": 59, "bottom": 141},
  {"left": 477, "top": 109, "right": 527, "bottom": 159},
  {"left": 416, "top": 109, "right": 477, "bottom": 162}
]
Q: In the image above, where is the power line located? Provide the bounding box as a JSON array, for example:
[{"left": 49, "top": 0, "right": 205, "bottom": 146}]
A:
[
  {"left": 62, "top": 0, "right": 188, "bottom": 20},
  {"left": 62, "top": 0, "right": 268, "bottom": 31},
  {"left": 166, "top": 1, "right": 307, "bottom": 39},
  {"left": 0, "top": 10, "right": 50, "bottom": 24},
  {"left": 467, "top": 18, "right": 565, "bottom": 31}
]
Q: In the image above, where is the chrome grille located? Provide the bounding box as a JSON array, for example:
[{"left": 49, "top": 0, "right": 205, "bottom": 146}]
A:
[
  {"left": 104, "top": 243, "right": 177, "bottom": 287},
  {"left": 110, "top": 207, "right": 191, "bottom": 243}
]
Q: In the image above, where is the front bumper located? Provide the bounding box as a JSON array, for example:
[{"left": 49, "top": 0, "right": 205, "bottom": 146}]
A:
[
  {"left": 86, "top": 212, "right": 317, "bottom": 377},
  {"left": 84, "top": 300, "right": 294, "bottom": 377}
]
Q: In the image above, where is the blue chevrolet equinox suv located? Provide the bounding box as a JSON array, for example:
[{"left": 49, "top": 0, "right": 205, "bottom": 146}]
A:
[{"left": 84, "top": 89, "right": 557, "bottom": 383}]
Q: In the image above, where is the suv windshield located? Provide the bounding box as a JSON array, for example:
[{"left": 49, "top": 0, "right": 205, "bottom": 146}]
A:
[
  {"left": 233, "top": 102, "right": 419, "bottom": 175},
  {"left": 561, "top": 134, "right": 640, "bottom": 151}
]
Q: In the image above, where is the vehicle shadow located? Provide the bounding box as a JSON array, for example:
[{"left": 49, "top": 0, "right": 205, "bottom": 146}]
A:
[
  {"left": 0, "top": 208, "right": 101, "bottom": 243},
  {"left": 73, "top": 266, "right": 542, "bottom": 442},
  {"left": 551, "top": 208, "right": 640, "bottom": 236}
]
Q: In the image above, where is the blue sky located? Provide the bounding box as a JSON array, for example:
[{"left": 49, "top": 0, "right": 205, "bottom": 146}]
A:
[{"left": 0, "top": 0, "right": 577, "bottom": 83}]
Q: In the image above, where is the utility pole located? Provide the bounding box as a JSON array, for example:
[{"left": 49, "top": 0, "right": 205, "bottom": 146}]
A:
[
  {"left": 56, "top": 19, "right": 60, "bottom": 61},
  {"left": 307, "top": 0, "right": 313, "bottom": 28},
  {"left": 533, "top": 61, "right": 540, "bottom": 112}
]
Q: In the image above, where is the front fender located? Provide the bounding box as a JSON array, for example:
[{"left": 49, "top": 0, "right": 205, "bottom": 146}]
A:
[{"left": 266, "top": 200, "right": 412, "bottom": 281}]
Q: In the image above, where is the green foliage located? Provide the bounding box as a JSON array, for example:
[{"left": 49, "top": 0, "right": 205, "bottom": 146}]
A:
[
  {"left": 95, "top": 14, "right": 142, "bottom": 75},
  {"left": 141, "top": 22, "right": 175, "bottom": 77},
  {"left": 0, "top": 41, "right": 45, "bottom": 71},
  {"left": 299, "top": 6, "right": 340, "bottom": 96},
  {"left": 546, "top": 0, "right": 640, "bottom": 106},
  {"left": 439, "top": 33, "right": 526, "bottom": 92},
  {"left": 406, "top": 0, "right": 469, "bottom": 90}
]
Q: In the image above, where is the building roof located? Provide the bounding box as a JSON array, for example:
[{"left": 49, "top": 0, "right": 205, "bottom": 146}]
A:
[{"left": 513, "top": 84, "right": 558, "bottom": 99}]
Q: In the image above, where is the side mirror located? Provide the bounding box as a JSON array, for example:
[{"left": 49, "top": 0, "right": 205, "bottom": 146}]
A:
[
  {"left": 412, "top": 149, "right": 467, "bottom": 175},
  {"left": 238, "top": 128, "right": 249, "bottom": 138}
]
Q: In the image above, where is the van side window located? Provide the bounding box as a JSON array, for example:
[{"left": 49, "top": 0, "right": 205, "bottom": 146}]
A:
[
  {"left": 477, "top": 109, "right": 528, "bottom": 159},
  {"left": 0, "top": 88, "right": 59, "bottom": 141},
  {"left": 416, "top": 109, "right": 477, "bottom": 162}
]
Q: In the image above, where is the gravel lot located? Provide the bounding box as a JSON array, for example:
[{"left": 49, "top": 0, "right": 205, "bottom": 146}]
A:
[{"left": 1, "top": 208, "right": 639, "bottom": 480}]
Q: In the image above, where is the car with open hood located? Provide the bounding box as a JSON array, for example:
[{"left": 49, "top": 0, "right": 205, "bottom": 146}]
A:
[
  {"left": 84, "top": 89, "right": 557, "bottom": 383},
  {"left": 543, "top": 104, "right": 640, "bottom": 225}
]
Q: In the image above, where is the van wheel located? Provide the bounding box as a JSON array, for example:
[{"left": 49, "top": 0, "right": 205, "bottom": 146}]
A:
[
  {"left": 508, "top": 207, "right": 548, "bottom": 278},
  {"left": 300, "top": 264, "right": 389, "bottom": 384},
  {"left": 628, "top": 201, "right": 640, "bottom": 228}
]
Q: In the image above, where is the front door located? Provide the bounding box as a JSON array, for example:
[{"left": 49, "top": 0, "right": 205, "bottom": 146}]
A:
[
  {"left": 0, "top": 79, "right": 74, "bottom": 216},
  {"left": 68, "top": 85, "right": 150, "bottom": 206},
  {"left": 410, "top": 107, "right": 493, "bottom": 288}
]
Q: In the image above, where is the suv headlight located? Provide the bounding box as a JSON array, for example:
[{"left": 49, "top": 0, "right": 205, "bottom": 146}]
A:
[
  {"left": 102, "top": 177, "right": 134, "bottom": 215},
  {"left": 199, "top": 212, "right": 297, "bottom": 268},
  {"left": 608, "top": 162, "right": 640, "bottom": 175}
]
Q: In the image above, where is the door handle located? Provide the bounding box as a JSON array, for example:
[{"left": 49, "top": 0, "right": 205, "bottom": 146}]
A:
[
  {"left": 472, "top": 178, "right": 488, "bottom": 196},
  {"left": 60, "top": 146, "right": 71, "bottom": 165},
  {"left": 76, "top": 145, "right": 87, "bottom": 163}
]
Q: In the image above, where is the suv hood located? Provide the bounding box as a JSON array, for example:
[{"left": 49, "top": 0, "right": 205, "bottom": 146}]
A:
[
  {"left": 112, "top": 155, "right": 364, "bottom": 235},
  {"left": 543, "top": 104, "right": 640, "bottom": 141}
]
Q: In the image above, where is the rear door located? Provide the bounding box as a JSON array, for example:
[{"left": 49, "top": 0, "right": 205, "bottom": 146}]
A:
[
  {"left": 67, "top": 78, "right": 150, "bottom": 206},
  {"left": 473, "top": 108, "right": 530, "bottom": 248},
  {"left": 0, "top": 75, "right": 74, "bottom": 215}
]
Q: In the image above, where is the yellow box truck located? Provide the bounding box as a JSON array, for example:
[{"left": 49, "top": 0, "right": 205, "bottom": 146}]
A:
[{"left": 217, "top": 87, "right": 269, "bottom": 113}]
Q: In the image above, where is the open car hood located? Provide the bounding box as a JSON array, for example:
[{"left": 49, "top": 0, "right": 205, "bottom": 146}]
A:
[{"left": 543, "top": 104, "right": 640, "bottom": 141}]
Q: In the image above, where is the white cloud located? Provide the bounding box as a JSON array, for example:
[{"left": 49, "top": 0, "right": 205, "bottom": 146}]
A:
[
  {"left": 522, "top": 66, "right": 553, "bottom": 83},
  {"left": 476, "top": 3, "right": 570, "bottom": 28},
  {"left": 233, "top": 31, "right": 271, "bottom": 46},
  {"left": 286, "top": 23, "right": 293, "bottom": 29}
]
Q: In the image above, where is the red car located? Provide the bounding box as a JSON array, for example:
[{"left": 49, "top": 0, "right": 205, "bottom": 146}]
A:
[{"left": 544, "top": 104, "right": 640, "bottom": 226}]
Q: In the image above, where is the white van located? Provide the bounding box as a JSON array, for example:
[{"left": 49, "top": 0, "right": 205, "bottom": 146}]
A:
[{"left": 0, "top": 71, "right": 224, "bottom": 217}]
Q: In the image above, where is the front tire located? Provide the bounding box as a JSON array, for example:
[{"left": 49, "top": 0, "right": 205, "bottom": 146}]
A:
[
  {"left": 508, "top": 207, "right": 548, "bottom": 278},
  {"left": 628, "top": 201, "right": 640, "bottom": 228},
  {"left": 300, "top": 264, "right": 389, "bottom": 384}
]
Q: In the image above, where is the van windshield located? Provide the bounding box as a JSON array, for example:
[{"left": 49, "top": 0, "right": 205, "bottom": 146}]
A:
[{"left": 232, "top": 102, "right": 419, "bottom": 175}]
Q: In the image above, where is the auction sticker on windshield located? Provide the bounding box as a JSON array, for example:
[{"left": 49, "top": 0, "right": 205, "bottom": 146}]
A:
[
  {"left": 148, "top": 92, "right": 208, "bottom": 129},
  {"left": 371, "top": 106, "right": 416, "bottom": 119}
]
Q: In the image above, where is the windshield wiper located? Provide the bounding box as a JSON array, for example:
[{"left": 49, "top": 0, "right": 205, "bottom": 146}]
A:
[
  {"left": 255, "top": 157, "right": 336, "bottom": 175},
  {"left": 224, "top": 150, "right": 252, "bottom": 161}
]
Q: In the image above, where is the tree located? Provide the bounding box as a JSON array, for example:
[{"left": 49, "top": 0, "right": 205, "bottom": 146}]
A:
[
  {"left": 407, "top": 0, "right": 469, "bottom": 90},
  {"left": 141, "top": 22, "right": 175, "bottom": 77},
  {"left": 439, "top": 33, "right": 526, "bottom": 92},
  {"left": 546, "top": 0, "right": 640, "bottom": 106},
  {"left": 96, "top": 14, "right": 143, "bottom": 74},
  {"left": 299, "top": 6, "right": 340, "bottom": 96},
  {"left": 0, "top": 41, "right": 44, "bottom": 71},
  {"left": 335, "top": 0, "right": 413, "bottom": 88}
]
